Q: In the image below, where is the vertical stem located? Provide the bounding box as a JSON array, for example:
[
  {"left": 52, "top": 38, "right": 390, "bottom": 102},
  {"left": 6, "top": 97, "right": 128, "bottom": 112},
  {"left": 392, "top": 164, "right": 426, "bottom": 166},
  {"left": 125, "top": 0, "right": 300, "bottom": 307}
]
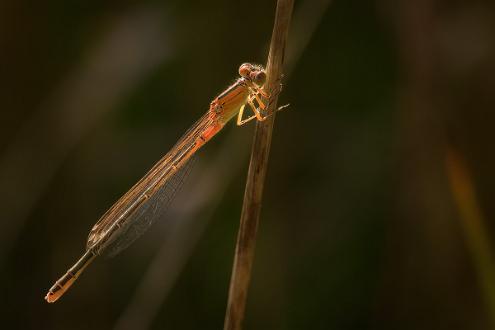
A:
[{"left": 223, "top": 0, "right": 294, "bottom": 329}]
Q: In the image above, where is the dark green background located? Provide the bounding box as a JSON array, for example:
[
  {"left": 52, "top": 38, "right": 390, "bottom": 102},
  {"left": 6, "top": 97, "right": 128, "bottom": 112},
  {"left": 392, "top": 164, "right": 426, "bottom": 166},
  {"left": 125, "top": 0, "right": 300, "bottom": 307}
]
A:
[{"left": 1, "top": 0, "right": 494, "bottom": 329}]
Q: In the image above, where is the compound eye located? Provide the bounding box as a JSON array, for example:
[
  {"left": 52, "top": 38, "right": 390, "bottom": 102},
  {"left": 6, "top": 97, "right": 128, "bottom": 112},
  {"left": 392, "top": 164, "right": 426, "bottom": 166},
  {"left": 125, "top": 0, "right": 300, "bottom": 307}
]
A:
[
  {"left": 252, "top": 71, "right": 266, "bottom": 86},
  {"left": 239, "top": 63, "right": 253, "bottom": 77}
]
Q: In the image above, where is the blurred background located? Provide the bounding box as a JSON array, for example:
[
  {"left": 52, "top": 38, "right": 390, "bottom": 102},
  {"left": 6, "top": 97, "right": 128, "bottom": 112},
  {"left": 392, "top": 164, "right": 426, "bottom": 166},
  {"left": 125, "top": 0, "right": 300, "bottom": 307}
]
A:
[{"left": 1, "top": 0, "right": 495, "bottom": 329}]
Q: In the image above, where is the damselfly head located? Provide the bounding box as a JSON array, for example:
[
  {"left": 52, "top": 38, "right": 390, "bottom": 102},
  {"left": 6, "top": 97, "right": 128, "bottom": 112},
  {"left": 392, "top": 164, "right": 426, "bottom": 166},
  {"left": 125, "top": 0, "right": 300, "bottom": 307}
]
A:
[{"left": 238, "top": 63, "right": 266, "bottom": 85}]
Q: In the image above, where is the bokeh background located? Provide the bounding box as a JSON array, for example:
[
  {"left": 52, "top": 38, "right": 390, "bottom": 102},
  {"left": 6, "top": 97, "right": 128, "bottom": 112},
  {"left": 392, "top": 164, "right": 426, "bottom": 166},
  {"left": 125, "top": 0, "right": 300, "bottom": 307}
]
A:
[{"left": 2, "top": 0, "right": 495, "bottom": 329}]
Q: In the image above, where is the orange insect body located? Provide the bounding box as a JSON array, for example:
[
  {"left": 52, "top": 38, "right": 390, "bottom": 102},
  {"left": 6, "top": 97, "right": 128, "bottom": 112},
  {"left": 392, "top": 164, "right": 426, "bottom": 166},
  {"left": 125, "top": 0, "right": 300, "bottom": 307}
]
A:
[{"left": 45, "top": 63, "right": 270, "bottom": 303}]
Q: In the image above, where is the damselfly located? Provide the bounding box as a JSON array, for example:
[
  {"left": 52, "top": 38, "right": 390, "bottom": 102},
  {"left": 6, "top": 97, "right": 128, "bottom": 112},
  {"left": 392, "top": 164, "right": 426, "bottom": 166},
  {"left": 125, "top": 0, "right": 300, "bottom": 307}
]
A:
[{"left": 45, "top": 63, "right": 279, "bottom": 303}]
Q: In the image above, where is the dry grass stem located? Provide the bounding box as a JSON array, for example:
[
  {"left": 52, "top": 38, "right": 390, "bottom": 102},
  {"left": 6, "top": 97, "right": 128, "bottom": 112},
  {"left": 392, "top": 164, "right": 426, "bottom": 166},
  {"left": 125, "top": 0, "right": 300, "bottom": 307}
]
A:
[{"left": 223, "top": 0, "right": 295, "bottom": 329}]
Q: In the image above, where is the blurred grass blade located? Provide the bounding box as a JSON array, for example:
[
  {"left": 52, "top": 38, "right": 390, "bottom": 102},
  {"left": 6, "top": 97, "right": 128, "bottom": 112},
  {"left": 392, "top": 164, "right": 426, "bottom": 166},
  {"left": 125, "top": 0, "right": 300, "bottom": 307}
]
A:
[{"left": 446, "top": 147, "right": 495, "bottom": 326}]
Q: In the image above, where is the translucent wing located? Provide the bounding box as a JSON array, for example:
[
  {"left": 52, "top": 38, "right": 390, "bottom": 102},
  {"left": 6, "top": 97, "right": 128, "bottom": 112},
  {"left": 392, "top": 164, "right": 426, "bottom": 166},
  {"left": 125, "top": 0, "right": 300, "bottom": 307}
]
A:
[
  {"left": 86, "top": 112, "right": 214, "bottom": 256},
  {"left": 99, "top": 156, "right": 194, "bottom": 257}
]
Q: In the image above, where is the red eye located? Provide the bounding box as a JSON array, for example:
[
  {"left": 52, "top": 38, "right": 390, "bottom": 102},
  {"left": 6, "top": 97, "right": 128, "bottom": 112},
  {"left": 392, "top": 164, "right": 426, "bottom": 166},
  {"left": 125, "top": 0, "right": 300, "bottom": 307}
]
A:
[
  {"left": 252, "top": 71, "right": 266, "bottom": 86},
  {"left": 238, "top": 63, "right": 253, "bottom": 77}
]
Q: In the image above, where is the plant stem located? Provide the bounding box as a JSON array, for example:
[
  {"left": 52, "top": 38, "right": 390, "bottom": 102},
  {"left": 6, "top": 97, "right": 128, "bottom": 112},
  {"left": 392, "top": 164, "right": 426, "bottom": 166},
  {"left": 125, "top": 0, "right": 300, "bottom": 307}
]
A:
[{"left": 223, "top": 0, "right": 294, "bottom": 329}]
